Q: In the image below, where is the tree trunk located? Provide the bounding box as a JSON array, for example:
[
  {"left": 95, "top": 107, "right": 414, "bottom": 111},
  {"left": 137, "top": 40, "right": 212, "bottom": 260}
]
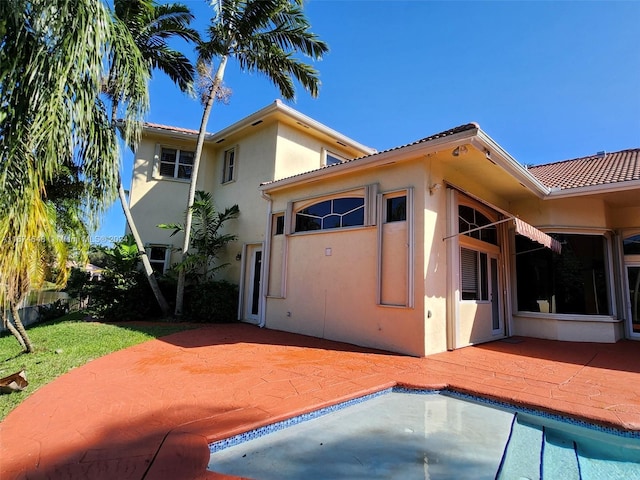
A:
[
  {"left": 2, "top": 309, "right": 26, "bottom": 351},
  {"left": 117, "top": 175, "right": 171, "bottom": 318},
  {"left": 9, "top": 301, "right": 34, "bottom": 353},
  {"left": 175, "top": 55, "right": 228, "bottom": 317},
  {"left": 111, "top": 103, "right": 171, "bottom": 318}
]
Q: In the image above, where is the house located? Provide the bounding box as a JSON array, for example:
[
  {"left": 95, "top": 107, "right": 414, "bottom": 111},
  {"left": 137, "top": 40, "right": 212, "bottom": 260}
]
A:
[{"left": 129, "top": 101, "right": 640, "bottom": 356}]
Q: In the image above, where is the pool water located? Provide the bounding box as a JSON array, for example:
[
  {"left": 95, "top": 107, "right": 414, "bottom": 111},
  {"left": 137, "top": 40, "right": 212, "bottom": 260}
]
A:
[{"left": 208, "top": 390, "right": 640, "bottom": 479}]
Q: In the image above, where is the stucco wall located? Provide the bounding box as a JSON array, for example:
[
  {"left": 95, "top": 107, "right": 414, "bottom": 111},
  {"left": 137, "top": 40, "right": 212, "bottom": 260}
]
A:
[
  {"left": 265, "top": 158, "right": 439, "bottom": 357},
  {"left": 128, "top": 134, "right": 211, "bottom": 268}
]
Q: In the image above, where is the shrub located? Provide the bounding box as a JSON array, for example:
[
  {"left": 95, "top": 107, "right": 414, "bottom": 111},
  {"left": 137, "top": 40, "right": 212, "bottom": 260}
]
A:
[
  {"left": 38, "top": 299, "right": 69, "bottom": 322},
  {"left": 185, "top": 280, "right": 238, "bottom": 323}
]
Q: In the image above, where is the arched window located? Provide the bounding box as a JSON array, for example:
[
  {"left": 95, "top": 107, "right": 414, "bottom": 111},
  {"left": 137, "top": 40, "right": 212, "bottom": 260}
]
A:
[
  {"left": 458, "top": 205, "right": 497, "bottom": 245},
  {"left": 295, "top": 197, "right": 365, "bottom": 232}
]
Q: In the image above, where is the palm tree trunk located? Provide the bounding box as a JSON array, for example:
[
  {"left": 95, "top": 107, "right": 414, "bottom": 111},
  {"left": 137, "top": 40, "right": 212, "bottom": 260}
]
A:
[
  {"left": 117, "top": 175, "right": 171, "bottom": 317},
  {"left": 9, "top": 301, "right": 34, "bottom": 353},
  {"left": 175, "top": 55, "right": 228, "bottom": 317},
  {"left": 111, "top": 103, "right": 170, "bottom": 318},
  {"left": 2, "top": 309, "right": 27, "bottom": 351}
]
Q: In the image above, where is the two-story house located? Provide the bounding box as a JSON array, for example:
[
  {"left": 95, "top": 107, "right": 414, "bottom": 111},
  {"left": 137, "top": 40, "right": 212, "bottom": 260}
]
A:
[
  {"left": 128, "top": 100, "right": 374, "bottom": 324},
  {"left": 129, "top": 101, "right": 640, "bottom": 356}
]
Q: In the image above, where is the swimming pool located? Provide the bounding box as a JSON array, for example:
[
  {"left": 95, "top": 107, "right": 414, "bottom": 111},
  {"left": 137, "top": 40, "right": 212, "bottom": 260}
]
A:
[{"left": 208, "top": 389, "right": 640, "bottom": 479}]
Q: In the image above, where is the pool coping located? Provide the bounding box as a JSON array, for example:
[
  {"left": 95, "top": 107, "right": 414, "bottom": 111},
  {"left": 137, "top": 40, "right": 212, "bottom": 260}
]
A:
[{"left": 145, "top": 380, "right": 640, "bottom": 480}]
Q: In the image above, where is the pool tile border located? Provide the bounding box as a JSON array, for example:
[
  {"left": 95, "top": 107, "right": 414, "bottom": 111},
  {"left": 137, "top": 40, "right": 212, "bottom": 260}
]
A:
[{"left": 210, "top": 386, "right": 640, "bottom": 456}]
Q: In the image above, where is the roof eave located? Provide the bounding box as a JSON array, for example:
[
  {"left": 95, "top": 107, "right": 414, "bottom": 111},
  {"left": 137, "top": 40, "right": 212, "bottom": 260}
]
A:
[
  {"left": 210, "top": 100, "right": 376, "bottom": 154},
  {"left": 545, "top": 178, "right": 640, "bottom": 199},
  {"left": 142, "top": 124, "right": 207, "bottom": 141},
  {"left": 471, "top": 130, "right": 551, "bottom": 198},
  {"left": 261, "top": 127, "right": 480, "bottom": 193}
]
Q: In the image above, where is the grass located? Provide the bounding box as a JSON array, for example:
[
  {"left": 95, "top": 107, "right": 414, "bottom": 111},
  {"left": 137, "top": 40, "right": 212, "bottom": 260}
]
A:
[{"left": 0, "top": 312, "right": 199, "bottom": 421}]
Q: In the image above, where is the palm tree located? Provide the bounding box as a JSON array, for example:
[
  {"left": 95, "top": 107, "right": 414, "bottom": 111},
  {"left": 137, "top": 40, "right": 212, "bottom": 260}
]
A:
[
  {"left": 0, "top": 0, "right": 119, "bottom": 351},
  {"left": 106, "top": 0, "right": 200, "bottom": 317},
  {"left": 174, "top": 0, "right": 329, "bottom": 315}
]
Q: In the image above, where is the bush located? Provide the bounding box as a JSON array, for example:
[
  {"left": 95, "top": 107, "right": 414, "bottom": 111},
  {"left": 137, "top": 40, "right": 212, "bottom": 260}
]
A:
[
  {"left": 38, "top": 299, "right": 69, "bottom": 322},
  {"left": 185, "top": 280, "right": 238, "bottom": 323}
]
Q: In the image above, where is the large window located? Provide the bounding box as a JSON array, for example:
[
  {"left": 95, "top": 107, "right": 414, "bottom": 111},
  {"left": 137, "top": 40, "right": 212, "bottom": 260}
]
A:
[
  {"left": 159, "top": 147, "right": 194, "bottom": 179},
  {"left": 295, "top": 197, "right": 364, "bottom": 232},
  {"left": 515, "top": 234, "right": 610, "bottom": 315}
]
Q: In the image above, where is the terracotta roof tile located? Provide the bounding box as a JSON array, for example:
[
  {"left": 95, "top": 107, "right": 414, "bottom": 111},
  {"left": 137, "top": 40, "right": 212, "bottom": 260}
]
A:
[{"left": 528, "top": 149, "right": 640, "bottom": 190}]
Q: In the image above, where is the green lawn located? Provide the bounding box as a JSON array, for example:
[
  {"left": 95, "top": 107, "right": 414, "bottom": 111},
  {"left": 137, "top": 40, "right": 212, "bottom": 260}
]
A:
[{"left": 0, "top": 312, "right": 198, "bottom": 420}]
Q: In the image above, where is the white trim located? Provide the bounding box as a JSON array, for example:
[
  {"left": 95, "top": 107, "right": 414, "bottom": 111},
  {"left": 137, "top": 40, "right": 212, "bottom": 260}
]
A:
[
  {"left": 222, "top": 145, "right": 238, "bottom": 184},
  {"left": 145, "top": 244, "right": 171, "bottom": 274},
  {"left": 471, "top": 132, "right": 550, "bottom": 197},
  {"left": 322, "top": 148, "right": 347, "bottom": 167},
  {"left": 446, "top": 187, "right": 460, "bottom": 350},
  {"left": 376, "top": 187, "right": 414, "bottom": 308},
  {"left": 152, "top": 144, "right": 195, "bottom": 181}
]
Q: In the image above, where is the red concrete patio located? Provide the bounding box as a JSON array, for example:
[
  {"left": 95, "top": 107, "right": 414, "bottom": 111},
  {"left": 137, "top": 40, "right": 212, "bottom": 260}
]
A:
[{"left": 1, "top": 323, "right": 638, "bottom": 479}]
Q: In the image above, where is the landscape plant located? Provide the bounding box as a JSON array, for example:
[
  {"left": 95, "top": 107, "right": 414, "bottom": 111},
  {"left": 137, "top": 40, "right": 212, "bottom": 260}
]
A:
[
  {"left": 0, "top": 0, "right": 120, "bottom": 351},
  {"left": 104, "top": 0, "right": 200, "bottom": 317},
  {"left": 174, "top": 0, "right": 329, "bottom": 315}
]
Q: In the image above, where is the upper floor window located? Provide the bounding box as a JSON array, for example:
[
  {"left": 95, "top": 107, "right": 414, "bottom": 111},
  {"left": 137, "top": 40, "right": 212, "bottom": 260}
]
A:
[
  {"left": 459, "top": 205, "right": 497, "bottom": 245},
  {"left": 223, "top": 148, "right": 236, "bottom": 183},
  {"left": 323, "top": 150, "right": 346, "bottom": 167},
  {"left": 159, "top": 147, "right": 194, "bottom": 180},
  {"left": 295, "top": 197, "right": 365, "bottom": 232}
]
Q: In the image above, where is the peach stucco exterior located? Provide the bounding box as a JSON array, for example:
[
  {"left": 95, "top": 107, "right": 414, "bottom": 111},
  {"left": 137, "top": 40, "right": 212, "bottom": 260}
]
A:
[{"left": 129, "top": 102, "right": 640, "bottom": 357}]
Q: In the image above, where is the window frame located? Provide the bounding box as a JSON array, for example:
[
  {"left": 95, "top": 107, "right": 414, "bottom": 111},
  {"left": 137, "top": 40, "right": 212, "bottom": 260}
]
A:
[
  {"left": 288, "top": 185, "right": 377, "bottom": 236},
  {"left": 154, "top": 144, "right": 195, "bottom": 181},
  {"left": 146, "top": 245, "right": 171, "bottom": 274},
  {"left": 460, "top": 247, "right": 490, "bottom": 302},
  {"left": 222, "top": 147, "right": 237, "bottom": 184},
  {"left": 514, "top": 230, "right": 615, "bottom": 317},
  {"left": 322, "top": 148, "right": 347, "bottom": 167},
  {"left": 384, "top": 192, "right": 407, "bottom": 223}
]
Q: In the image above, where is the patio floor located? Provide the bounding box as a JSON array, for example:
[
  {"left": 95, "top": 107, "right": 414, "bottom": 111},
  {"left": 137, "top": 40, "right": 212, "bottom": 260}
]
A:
[{"left": 1, "top": 323, "right": 638, "bottom": 479}]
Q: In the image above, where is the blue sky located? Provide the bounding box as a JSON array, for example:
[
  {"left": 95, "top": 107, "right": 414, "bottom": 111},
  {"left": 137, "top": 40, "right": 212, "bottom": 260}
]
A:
[{"left": 96, "top": 0, "right": 640, "bottom": 243}]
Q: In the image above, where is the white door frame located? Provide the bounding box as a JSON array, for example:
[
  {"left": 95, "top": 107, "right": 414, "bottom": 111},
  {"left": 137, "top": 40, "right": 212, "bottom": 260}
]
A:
[
  {"left": 239, "top": 243, "right": 263, "bottom": 325},
  {"left": 625, "top": 260, "right": 640, "bottom": 339}
]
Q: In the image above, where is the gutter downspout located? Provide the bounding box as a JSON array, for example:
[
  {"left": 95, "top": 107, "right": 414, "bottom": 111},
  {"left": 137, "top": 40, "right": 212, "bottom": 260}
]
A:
[{"left": 259, "top": 191, "right": 273, "bottom": 328}]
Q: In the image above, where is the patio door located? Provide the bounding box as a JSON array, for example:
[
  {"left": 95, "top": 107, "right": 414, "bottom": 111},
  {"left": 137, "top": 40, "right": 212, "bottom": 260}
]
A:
[
  {"left": 243, "top": 244, "right": 262, "bottom": 325},
  {"left": 627, "top": 265, "right": 640, "bottom": 338},
  {"left": 459, "top": 248, "right": 505, "bottom": 346},
  {"left": 623, "top": 234, "right": 640, "bottom": 339}
]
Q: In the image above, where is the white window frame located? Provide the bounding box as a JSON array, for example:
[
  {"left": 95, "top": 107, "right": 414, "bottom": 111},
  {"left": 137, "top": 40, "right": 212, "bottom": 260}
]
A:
[
  {"left": 289, "top": 185, "right": 377, "bottom": 235},
  {"left": 153, "top": 144, "right": 194, "bottom": 181},
  {"left": 514, "top": 228, "right": 616, "bottom": 318},
  {"left": 146, "top": 245, "right": 171, "bottom": 274},
  {"left": 322, "top": 148, "right": 347, "bottom": 167},
  {"left": 222, "top": 147, "right": 237, "bottom": 184}
]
